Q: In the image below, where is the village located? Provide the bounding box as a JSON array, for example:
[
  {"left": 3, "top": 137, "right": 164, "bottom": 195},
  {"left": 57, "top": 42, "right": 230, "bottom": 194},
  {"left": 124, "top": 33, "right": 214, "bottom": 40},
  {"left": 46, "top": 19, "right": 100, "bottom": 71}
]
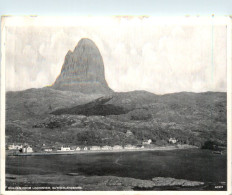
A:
[{"left": 7, "top": 138, "right": 178, "bottom": 155}]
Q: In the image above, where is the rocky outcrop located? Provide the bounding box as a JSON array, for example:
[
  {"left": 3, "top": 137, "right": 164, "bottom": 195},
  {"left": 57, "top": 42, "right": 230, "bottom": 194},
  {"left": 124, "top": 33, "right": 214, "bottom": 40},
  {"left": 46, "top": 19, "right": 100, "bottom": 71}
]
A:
[
  {"left": 52, "top": 38, "right": 113, "bottom": 94},
  {"left": 152, "top": 177, "right": 204, "bottom": 187}
]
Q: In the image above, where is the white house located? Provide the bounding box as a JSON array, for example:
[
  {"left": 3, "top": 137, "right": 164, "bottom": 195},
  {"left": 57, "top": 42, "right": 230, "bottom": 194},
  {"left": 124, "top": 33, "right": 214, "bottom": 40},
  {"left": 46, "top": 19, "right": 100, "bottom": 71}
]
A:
[
  {"left": 26, "top": 146, "right": 33, "bottom": 153},
  {"left": 124, "top": 145, "right": 136, "bottom": 150},
  {"left": 58, "top": 146, "right": 74, "bottom": 152},
  {"left": 126, "top": 130, "right": 133, "bottom": 137},
  {"left": 44, "top": 148, "right": 52, "bottom": 152},
  {"left": 83, "top": 147, "right": 88, "bottom": 151},
  {"left": 112, "top": 145, "right": 123, "bottom": 150},
  {"left": 169, "top": 138, "right": 177, "bottom": 144},
  {"left": 8, "top": 144, "right": 23, "bottom": 150},
  {"left": 101, "top": 145, "right": 112, "bottom": 150},
  {"left": 142, "top": 139, "right": 152, "bottom": 145},
  {"left": 22, "top": 146, "right": 33, "bottom": 153},
  {"left": 90, "top": 146, "right": 101, "bottom": 151},
  {"left": 75, "top": 147, "right": 81, "bottom": 151}
]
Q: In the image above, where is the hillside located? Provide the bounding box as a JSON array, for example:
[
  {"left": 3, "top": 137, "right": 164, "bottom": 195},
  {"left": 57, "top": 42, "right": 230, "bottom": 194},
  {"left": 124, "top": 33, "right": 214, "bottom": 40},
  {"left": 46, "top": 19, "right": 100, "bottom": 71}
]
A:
[
  {"left": 6, "top": 90, "right": 227, "bottom": 150},
  {"left": 6, "top": 87, "right": 101, "bottom": 121}
]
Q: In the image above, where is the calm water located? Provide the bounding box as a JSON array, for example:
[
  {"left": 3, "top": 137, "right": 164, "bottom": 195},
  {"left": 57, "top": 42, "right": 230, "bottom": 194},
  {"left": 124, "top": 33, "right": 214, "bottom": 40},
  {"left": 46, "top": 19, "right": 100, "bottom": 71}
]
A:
[{"left": 6, "top": 149, "right": 227, "bottom": 190}]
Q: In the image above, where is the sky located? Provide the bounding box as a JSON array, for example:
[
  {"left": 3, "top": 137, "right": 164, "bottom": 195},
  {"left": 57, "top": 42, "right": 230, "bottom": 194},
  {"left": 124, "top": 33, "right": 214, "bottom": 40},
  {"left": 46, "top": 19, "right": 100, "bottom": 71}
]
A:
[{"left": 3, "top": 16, "right": 228, "bottom": 94}]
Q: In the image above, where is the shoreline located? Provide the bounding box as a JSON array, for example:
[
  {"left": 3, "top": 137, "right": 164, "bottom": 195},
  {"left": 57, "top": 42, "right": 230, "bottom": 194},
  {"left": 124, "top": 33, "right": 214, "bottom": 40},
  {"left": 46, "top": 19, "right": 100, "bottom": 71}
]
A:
[
  {"left": 5, "top": 173, "right": 207, "bottom": 191},
  {"left": 7, "top": 145, "right": 198, "bottom": 156}
]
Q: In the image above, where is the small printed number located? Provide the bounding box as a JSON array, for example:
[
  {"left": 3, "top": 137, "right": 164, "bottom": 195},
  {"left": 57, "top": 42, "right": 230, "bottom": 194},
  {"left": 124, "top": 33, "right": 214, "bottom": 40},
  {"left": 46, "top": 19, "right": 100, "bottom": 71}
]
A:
[{"left": 215, "top": 186, "right": 223, "bottom": 189}]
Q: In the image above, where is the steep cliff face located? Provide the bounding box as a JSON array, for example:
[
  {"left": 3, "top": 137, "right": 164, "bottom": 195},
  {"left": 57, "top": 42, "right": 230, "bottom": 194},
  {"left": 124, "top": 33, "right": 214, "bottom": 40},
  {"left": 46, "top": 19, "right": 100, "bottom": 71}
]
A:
[{"left": 52, "top": 38, "right": 113, "bottom": 94}]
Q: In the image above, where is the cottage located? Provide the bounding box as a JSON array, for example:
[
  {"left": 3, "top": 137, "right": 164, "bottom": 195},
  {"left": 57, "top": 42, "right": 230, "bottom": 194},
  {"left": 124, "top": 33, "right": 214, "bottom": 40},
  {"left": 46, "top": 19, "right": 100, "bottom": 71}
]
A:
[
  {"left": 75, "top": 147, "right": 81, "bottom": 151},
  {"left": 126, "top": 130, "right": 133, "bottom": 137},
  {"left": 142, "top": 139, "right": 152, "bottom": 145},
  {"left": 124, "top": 144, "right": 136, "bottom": 150},
  {"left": 21, "top": 146, "right": 33, "bottom": 153},
  {"left": 112, "top": 145, "right": 123, "bottom": 150},
  {"left": 169, "top": 138, "right": 177, "bottom": 144},
  {"left": 90, "top": 146, "right": 101, "bottom": 151},
  {"left": 26, "top": 146, "right": 33, "bottom": 153},
  {"left": 44, "top": 148, "right": 52, "bottom": 152},
  {"left": 83, "top": 147, "right": 88, "bottom": 151},
  {"left": 8, "top": 144, "right": 23, "bottom": 150},
  {"left": 101, "top": 145, "right": 112, "bottom": 150},
  {"left": 58, "top": 146, "right": 74, "bottom": 152}
]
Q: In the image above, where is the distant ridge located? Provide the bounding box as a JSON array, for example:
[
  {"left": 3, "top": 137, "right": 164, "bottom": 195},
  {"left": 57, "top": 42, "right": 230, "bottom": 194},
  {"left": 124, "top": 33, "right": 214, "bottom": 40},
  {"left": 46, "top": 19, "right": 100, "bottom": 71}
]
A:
[{"left": 52, "top": 38, "right": 113, "bottom": 94}]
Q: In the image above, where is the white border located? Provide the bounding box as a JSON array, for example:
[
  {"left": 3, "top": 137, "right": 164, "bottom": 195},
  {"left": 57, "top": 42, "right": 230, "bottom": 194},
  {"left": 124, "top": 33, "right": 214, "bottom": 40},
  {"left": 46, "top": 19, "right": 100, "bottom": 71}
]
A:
[
  {"left": 227, "top": 16, "right": 232, "bottom": 194},
  {"left": 1, "top": 16, "right": 230, "bottom": 26},
  {"left": 0, "top": 16, "right": 231, "bottom": 195},
  {"left": 1, "top": 15, "right": 6, "bottom": 195}
]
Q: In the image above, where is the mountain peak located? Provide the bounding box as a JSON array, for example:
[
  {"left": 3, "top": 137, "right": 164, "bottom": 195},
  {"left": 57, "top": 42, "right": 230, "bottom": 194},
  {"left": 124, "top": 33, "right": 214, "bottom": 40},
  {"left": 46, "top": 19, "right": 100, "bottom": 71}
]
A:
[
  {"left": 76, "top": 38, "right": 95, "bottom": 45},
  {"left": 52, "top": 38, "right": 113, "bottom": 94}
]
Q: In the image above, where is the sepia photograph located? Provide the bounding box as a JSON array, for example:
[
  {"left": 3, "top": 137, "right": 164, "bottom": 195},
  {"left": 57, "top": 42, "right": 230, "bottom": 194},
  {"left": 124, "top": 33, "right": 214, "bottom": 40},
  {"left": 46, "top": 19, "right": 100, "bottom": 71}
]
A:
[{"left": 1, "top": 16, "right": 230, "bottom": 192}]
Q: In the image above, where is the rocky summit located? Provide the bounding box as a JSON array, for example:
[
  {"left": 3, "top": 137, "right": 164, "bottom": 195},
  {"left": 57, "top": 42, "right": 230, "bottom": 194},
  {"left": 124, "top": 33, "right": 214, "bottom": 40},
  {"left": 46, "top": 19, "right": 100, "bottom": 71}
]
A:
[{"left": 52, "top": 38, "right": 113, "bottom": 94}]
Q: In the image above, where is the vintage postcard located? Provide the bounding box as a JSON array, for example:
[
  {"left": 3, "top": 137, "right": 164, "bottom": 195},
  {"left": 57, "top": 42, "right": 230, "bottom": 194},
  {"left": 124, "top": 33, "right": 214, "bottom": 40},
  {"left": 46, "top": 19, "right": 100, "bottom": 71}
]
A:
[{"left": 0, "top": 16, "right": 231, "bottom": 194}]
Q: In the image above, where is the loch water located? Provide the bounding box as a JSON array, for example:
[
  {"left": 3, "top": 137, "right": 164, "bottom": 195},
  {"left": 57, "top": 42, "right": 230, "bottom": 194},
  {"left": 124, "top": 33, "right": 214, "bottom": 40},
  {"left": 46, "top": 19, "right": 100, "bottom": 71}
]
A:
[{"left": 6, "top": 148, "right": 227, "bottom": 190}]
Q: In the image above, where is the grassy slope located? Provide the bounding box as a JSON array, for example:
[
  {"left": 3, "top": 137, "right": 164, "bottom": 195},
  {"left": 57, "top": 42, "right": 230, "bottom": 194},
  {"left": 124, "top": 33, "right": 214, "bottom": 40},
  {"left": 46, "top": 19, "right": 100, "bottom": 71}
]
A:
[
  {"left": 6, "top": 87, "right": 101, "bottom": 121},
  {"left": 6, "top": 89, "right": 226, "bottom": 149}
]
